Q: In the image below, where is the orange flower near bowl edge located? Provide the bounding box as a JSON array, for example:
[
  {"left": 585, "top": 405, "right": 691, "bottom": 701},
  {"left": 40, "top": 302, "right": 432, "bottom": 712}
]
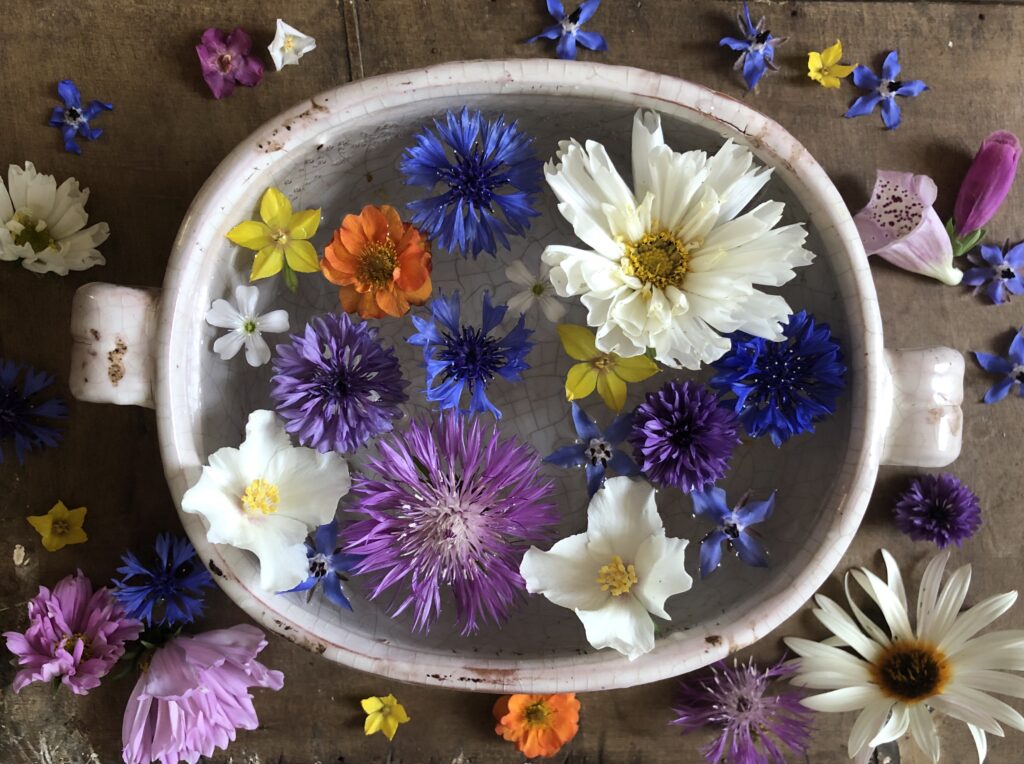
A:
[{"left": 493, "top": 692, "right": 580, "bottom": 759}]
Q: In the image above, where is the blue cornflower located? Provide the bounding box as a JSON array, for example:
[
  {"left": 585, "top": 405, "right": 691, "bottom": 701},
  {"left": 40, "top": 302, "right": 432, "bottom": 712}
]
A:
[
  {"left": 399, "top": 108, "right": 543, "bottom": 258},
  {"left": 711, "top": 311, "right": 846, "bottom": 447},
  {"left": 112, "top": 534, "right": 214, "bottom": 626},
  {"left": 963, "top": 242, "right": 1024, "bottom": 305},
  {"left": 0, "top": 359, "right": 66, "bottom": 465},
  {"left": 974, "top": 328, "right": 1024, "bottom": 404},
  {"left": 47, "top": 80, "right": 113, "bottom": 155},
  {"left": 692, "top": 487, "right": 774, "bottom": 578},
  {"left": 719, "top": 2, "right": 787, "bottom": 90},
  {"left": 282, "top": 519, "right": 358, "bottom": 610},
  {"left": 844, "top": 51, "right": 927, "bottom": 130},
  {"left": 544, "top": 402, "right": 639, "bottom": 496},
  {"left": 527, "top": 0, "right": 608, "bottom": 61},
  {"left": 409, "top": 290, "right": 533, "bottom": 418}
]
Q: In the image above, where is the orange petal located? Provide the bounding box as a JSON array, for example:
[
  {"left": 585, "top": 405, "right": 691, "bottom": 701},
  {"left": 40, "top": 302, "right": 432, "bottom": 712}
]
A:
[
  {"left": 338, "top": 285, "right": 363, "bottom": 313},
  {"left": 376, "top": 288, "right": 409, "bottom": 318},
  {"left": 380, "top": 205, "right": 405, "bottom": 242},
  {"left": 358, "top": 289, "right": 385, "bottom": 318},
  {"left": 321, "top": 258, "right": 354, "bottom": 287},
  {"left": 337, "top": 222, "right": 368, "bottom": 260},
  {"left": 402, "top": 274, "right": 433, "bottom": 306},
  {"left": 359, "top": 205, "right": 390, "bottom": 243},
  {"left": 394, "top": 257, "right": 429, "bottom": 292}
]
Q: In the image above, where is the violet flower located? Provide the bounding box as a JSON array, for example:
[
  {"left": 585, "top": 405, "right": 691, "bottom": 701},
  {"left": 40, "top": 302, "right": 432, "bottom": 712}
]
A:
[
  {"left": 845, "top": 50, "right": 927, "bottom": 130},
  {"left": 719, "top": 1, "right": 787, "bottom": 91},
  {"left": 692, "top": 487, "right": 774, "bottom": 578},
  {"left": 962, "top": 242, "right": 1024, "bottom": 305},
  {"left": 280, "top": 519, "right": 359, "bottom": 610},
  {"left": 527, "top": 0, "right": 608, "bottom": 61},
  {"left": 893, "top": 473, "right": 982, "bottom": 548},
  {"left": 47, "top": 80, "right": 112, "bottom": 155},
  {"left": 973, "top": 328, "right": 1024, "bottom": 404},
  {"left": 951, "top": 131, "right": 1022, "bottom": 254},
  {"left": 544, "top": 401, "right": 639, "bottom": 496},
  {"left": 195, "top": 28, "right": 264, "bottom": 99}
]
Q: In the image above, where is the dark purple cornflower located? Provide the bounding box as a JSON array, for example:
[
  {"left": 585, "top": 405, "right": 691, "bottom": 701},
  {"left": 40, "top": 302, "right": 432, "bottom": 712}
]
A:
[
  {"left": 195, "top": 28, "right": 264, "bottom": 99},
  {"left": 342, "top": 412, "right": 557, "bottom": 635},
  {"left": 671, "top": 657, "right": 813, "bottom": 764},
  {"left": 893, "top": 473, "right": 982, "bottom": 549},
  {"left": 629, "top": 380, "right": 739, "bottom": 493},
  {"left": 271, "top": 313, "right": 408, "bottom": 454},
  {"left": 112, "top": 534, "right": 214, "bottom": 627},
  {"left": 0, "top": 359, "right": 67, "bottom": 464}
]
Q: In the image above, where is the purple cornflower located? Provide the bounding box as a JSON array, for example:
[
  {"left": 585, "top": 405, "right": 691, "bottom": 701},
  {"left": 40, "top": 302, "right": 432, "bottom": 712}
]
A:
[
  {"left": 3, "top": 571, "right": 142, "bottom": 695},
  {"left": 845, "top": 50, "right": 927, "bottom": 130},
  {"left": 894, "top": 473, "right": 982, "bottom": 548},
  {"left": 47, "top": 80, "right": 112, "bottom": 155},
  {"left": 195, "top": 28, "right": 264, "bottom": 99},
  {"left": 719, "top": 1, "right": 787, "bottom": 90},
  {"left": 974, "top": 328, "right": 1024, "bottom": 404},
  {"left": 0, "top": 359, "right": 67, "bottom": 464},
  {"left": 527, "top": 0, "right": 608, "bottom": 61},
  {"left": 544, "top": 401, "right": 639, "bottom": 496},
  {"left": 693, "top": 487, "right": 774, "bottom": 578},
  {"left": 280, "top": 519, "right": 359, "bottom": 610},
  {"left": 671, "top": 657, "right": 813, "bottom": 764},
  {"left": 112, "top": 534, "right": 214, "bottom": 627},
  {"left": 343, "top": 412, "right": 557, "bottom": 634},
  {"left": 629, "top": 380, "right": 739, "bottom": 493},
  {"left": 271, "top": 313, "right": 408, "bottom": 454},
  {"left": 962, "top": 243, "right": 1024, "bottom": 305}
]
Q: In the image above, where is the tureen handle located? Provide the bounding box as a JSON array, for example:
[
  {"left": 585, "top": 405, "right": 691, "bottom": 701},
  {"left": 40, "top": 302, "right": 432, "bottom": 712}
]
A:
[
  {"left": 69, "top": 283, "right": 160, "bottom": 408},
  {"left": 881, "top": 347, "right": 964, "bottom": 468}
]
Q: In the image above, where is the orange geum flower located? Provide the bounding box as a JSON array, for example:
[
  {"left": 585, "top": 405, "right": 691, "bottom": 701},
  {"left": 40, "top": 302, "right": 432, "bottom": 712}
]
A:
[{"left": 493, "top": 692, "right": 580, "bottom": 759}]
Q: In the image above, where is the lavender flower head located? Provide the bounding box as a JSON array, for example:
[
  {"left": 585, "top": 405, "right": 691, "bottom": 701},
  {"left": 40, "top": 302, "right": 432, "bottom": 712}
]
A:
[
  {"left": 671, "top": 657, "right": 813, "bottom": 764},
  {"left": 893, "top": 473, "right": 982, "bottom": 548},
  {"left": 3, "top": 570, "right": 142, "bottom": 695},
  {"left": 272, "top": 313, "right": 408, "bottom": 453},
  {"left": 629, "top": 380, "right": 739, "bottom": 493},
  {"left": 1, "top": 359, "right": 67, "bottom": 464},
  {"left": 343, "top": 412, "right": 557, "bottom": 634}
]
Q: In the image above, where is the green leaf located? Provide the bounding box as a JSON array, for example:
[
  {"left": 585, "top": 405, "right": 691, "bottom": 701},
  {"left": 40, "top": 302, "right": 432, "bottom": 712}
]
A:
[{"left": 283, "top": 263, "right": 299, "bottom": 293}]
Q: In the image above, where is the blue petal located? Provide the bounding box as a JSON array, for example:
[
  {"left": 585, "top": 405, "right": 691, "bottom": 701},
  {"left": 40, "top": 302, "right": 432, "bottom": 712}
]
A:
[
  {"left": 481, "top": 291, "right": 507, "bottom": 334},
  {"left": 82, "top": 99, "right": 114, "bottom": 119},
  {"left": 431, "top": 291, "right": 462, "bottom": 335},
  {"left": 57, "top": 79, "right": 81, "bottom": 109},
  {"left": 734, "top": 533, "right": 769, "bottom": 568},
  {"left": 699, "top": 532, "right": 727, "bottom": 579},
  {"left": 984, "top": 377, "right": 1014, "bottom": 404},
  {"left": 48, "top": 107, "right": 65, "bottom": 127},
  {"left": 986, "top": 280, "right": 1008, "bottom": 305},
  {"left": 61, "top": 125, "right": 82, "bottom": 155},
  {"left": 691, "top": 487, "right": 731, "bottom": 525},
  {"left": 737, "top": 492, "right": 775, "bottom": 528},
  {"left": 608, "top": 449, "right": 641, "bottom": 476},
  {"left": 980, "top": 244, "right": 1007, "bottom": 267},
  {"left": 882, "top": 50, "right": 901, "bottom": 80},
  {"left": 881, "top": 98, "right": 902, "bottom": 130},
  {"left": 974, "top": 351, "right": 1013, "bottom": 375},
  {"left": 468, "top": 381, "right": 501, "bottom": 419},
  {"left": 895, "top": 80, "right": 927, "bottom": 97},
  {"left": 719, "top": 36, "right": 751, "bottom": 52},
  {"left": 575, "top": 30, "right": 608, "bottom": 52},
  {"left": 280, "top": 575, "right": 318, "bottom": 595},
  {"left": 742, "top": 51, "right": 766, "bottom": 89},
  {"left": 845, "top": 93, "right": 882, "bottom": 119},
  {"left": 1010, "top": 330, "right": 1024, "bottom": 365},
  {"left": 577, "top": 0, "right": 602, "bottom": 24},
  {"left": 570, "top": 401, "right": 601, "bottom": 440},
  {"left": 313, "top": 520, "right": 340, "bottom": 554},
  {"left": 527, "top": 24, "right": 564, "bottom": 42},
  {"left": 851, "top": 65, "right": 881, "bottom": 90},
  {"left": 546, "top": 0, "right": 565, "bottom": 19},
  {"left": 544, "top": 444, "right": 587, "bottom": 468},
  {"left": 556, "top": 31, "right": 578, "bottom": 60},
  {"left": 1005, "top": 242, "right": 1024, "bottom": 268},
  {"left": 961, "top": 268, "right": 991, "bottom": 287},
  {"left": 323, "top": 575, "right": 353, "bottom": 610},
  {"left": 603, "top": 411, "right": 634, "bottom": 445},
  {"left": 585, "top": 462, "right": 606, "bottom": 496}
]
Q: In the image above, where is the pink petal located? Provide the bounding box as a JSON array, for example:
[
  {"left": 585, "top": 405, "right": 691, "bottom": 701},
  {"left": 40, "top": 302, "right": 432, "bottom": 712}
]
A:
[
  {"left": 954, "top": 131, "right": 1022, "bottom": 236},
  {"left": 233, "top": 55, "right": 264, "bottom": 88}
]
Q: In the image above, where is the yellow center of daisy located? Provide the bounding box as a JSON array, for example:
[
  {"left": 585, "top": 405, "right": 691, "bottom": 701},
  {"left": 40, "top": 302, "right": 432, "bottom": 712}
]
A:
[
  {"left": 597, "top": 555, "right": 638, "bottom": 596},
  {"left": 871, "top": 640, "right": 950, "bottom": 702},
  {"left": 357, "top": 240, "right": 399, "bottom": 287},
  {"left": 59, "top": 632, "right": 92, "bottom": 660},
  {"left": 242, "top": 479, "right": 280, "bottom": 515},
  {"left": 11, "top": 211, "right": 58, "bottom": 253},
  {"left": 524, "top": 700, "right": 550, "bottom": 726},
  {"left": 623, "top": 231, "right": 690, "bottom": 289}
]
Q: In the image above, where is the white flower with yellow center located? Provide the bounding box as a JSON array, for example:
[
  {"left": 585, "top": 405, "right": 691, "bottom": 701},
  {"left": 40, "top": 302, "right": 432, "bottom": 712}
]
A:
[
  {"left": 181, "top": 409, "right": 350, "bottom": 592},
  {"left": 205, "top": 284, "right": 290, "bottom": 367},
  {"left": 520, "top": 476, "right": 692, "bottom": 660},
  {"left": 541, "top": 110, "right": 814, "bottom": 369},
  {"left": 786, "top": 549, "right": 1024, "bottom": 763},
  {"left": 268, "top": 19, "right": 316, "bottom": 70}
]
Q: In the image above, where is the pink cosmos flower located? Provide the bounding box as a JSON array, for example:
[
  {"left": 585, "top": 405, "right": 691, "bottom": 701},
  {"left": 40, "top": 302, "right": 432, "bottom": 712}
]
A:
[
  {"left": 3, "top": 570, "right": 142, "bottom": 695},
  {"left": 954, "top": 131, "right": 1022, "bottom": 237},
  {"left": 195, "top": 28, "right": 264, "bottom": 99},
  {"left": 121, "top": 624, "right": 284, "bottom": 764}
]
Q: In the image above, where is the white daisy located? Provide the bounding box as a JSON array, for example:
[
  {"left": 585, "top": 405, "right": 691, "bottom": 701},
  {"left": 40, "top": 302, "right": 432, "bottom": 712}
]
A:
[
  {"left": 785, "top": 549, "right": 1024, "bottom": 763},
  {"left": 541, "top": 110, "right": 814, "bottom": 370},
  {"left": 205, "top": 284, "right": 290, "bottom": 367},
  {"left": 0, "top": 161, "right": 109, "bottom": 275},
  {"left": 504, "top": 259, "right": 567, "bottom": 322},
  {"left": 520, "top": 476, "right": 692, "bottom": 660},
  {"left": 268, "top": 19, "right": 316, "bottom": 71},
  {"left": 181, "top": 409, "right": 350, "bottom": 592}
]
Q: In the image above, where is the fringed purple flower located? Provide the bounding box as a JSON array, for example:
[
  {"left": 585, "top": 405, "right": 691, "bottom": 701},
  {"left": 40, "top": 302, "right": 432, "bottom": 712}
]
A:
[
  {"left": 0, "top": 359, "right": 67, "bottom": 464},
  {"left": 343, "top": 412, "right": 557, "bottom": 634},
  {"left": 271, "top": 313, "right": 408, "bottom": 454},
  {"left": 893, "top": 473, "right": 982, "bottom": 548},
  {"left": 112, "top": 534, "right": 214, "bottom": 627}
]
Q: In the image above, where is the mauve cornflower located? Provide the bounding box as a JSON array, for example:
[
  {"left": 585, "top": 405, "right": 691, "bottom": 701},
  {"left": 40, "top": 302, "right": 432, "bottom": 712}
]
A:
[
  {"left": 112, "top": 534, "right": 214, "bottom": 627},
  {"left": 893, "top": 473, "right": 982, "bottom": 548},
  {"left": 195, "top": 28, "right": 264, "bottom": 99},
  {"left": 544, "top": 401, "right": 639, "bottom": 496},
  {"left": 711, "top": 311, "right": 846, "bottom": 446},
  {"left": 343, "top": 413, "right": 557, "bottom": 634},
  {"left": 962, "top": 242, "right": 1024, "bottom": 305},
  {"left": 974, "top": 327, "right": 1024, "bottom": 404},
  {"left": 271, "top": 313, "right": 408, "bottom": 453},
  {"left": 527, "top": 0, "right": 608, "bottom": 61},
  {"left": 281, "top": 519, "right": 359, "bottom": 610},
  {"left": 692, "top": 487, "right": 774, "bottom": 579},
  {"left": 629, "top": 380, "right": 739, "bottom": 493},
  {"left": 845, "top": 50, "right": 927, "bottom": 130},
  {"left": 719, "top": 1, "right": 787, "bottom": 90},
  {"left": 47, "top": 80, "right": 112, "bottom": 155},
  {"left": 400, "top": 108, "right": 544, "bottom": 258},
  {"left": 3, "top": 571, "right": 142, "bottom": 695},
  {"left": 0, "top": 359, "right": 67, "bottom": 464},
  {"left": 671, "top": 657, "right": 813, "bottom": 764}
]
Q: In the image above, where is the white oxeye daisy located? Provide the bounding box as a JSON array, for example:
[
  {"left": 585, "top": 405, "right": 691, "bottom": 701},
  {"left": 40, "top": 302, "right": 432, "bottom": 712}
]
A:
[
  {"left": 505, "top": 259, "right": 567, "bottom": 322},
  {"left": 205, "top": 284, "right": 290, "bottom": 367},
  {"left": 268, "top": 19, "right": 316, "bottom": 70}
]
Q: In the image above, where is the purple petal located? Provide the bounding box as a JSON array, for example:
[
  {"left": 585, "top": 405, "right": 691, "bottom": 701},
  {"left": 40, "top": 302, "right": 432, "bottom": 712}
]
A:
[
  {"left": 699, "top": 532, "right": 727, "bottom": 578},
  {"left": 202, "top": 70, "right": 235, "bottom": 100},
  {"left": 734, "top": 533, "right": 769, "bottom": 567},
  {"left": 233, "top": 55, "right": 264, "bottom": 88},
  {"left": 225, "top": 27, "right": 254, "bottom": 56},
  {"left": 954, "top": 131, "right": 1023, "bottom": 236},
  {"left": 199, "top": 28, "right": 229, "bottom": 53}
]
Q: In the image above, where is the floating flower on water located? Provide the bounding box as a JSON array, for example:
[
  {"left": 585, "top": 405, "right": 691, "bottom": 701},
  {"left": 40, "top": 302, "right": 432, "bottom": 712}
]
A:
[
  {"left": 557, "top": 324, "right": 658, "bottom": 412},
  {"left": 494, "top": 692, "right": 580, "bottom": 758},
  {"left": 544, "top": 401, "right": 639, "bottom": 496},
  {"left": 195, "top": 27, "right": 264, "bottom": 99},
  {"left": 0, "top": 359, "right": 66, "bottom": 464},
  {"left": 205, "top": 284, "right": 290, "bottom": 367},
  {"left": 845, "top": 50, "right": 927, "bottom": 130},
  {"left": 543, "top": 110, "right": 813, "bottom": 370},
  {"left": 522, "top": 476, "right": 692, "bottom": 660},
  {"left": 711, "top": 310, "right": 846, "bottom": 446},
  {"left": 344, "top": 413, "right": 557, "bottom": 634},
  {"left": 112, "top": 534, "right": 214, "bottom": 627},
  {"left": 720, "top": 1, "right": 787, "bottom": 90},
  {"left": 400, "top": 108, "right": 543, "bottom": 258},
  {"left": 408, "top": 290, "right": 532, "bottom": 419},
  {"left": 280, "top": 519, "right": 359, "bottom": 610},
  {"left": 268, "top": 19, "right": 316, "bottom": 70},
  {"left": 785, "top": 549, "right": 1024, "bottom": 764},
  {"left": 692, "top": 487, "right": 773, "bottom": 579},
  {"left": 320, "top": 204, "right": 432, "bottom": 318},
  {"left": 3, "top": 571, "right": 141, "bottom": 695},
  {"left": 26, "top": 500, "right": 87, "bottom": 552},
  {"left": 271, "top": 312, "right": 408, "bottom": 453},
  {"left": 974, "top": 328, "right": 1024, "bottom": 404},
  {"left": 361, "top": 694, "right": 410, "bottom": 741},
  {"left": 180, "top": 409, "right": 351, "bottom": 592},
  {"left": 893, "top": 473, "right": 982, "bottom": 549},
  {"left": 670, "top": 657, "right": 814, "bottom": 764},
  {"left": 227, "top": 187, "right": 320, "bottom": 290},
  {"left": 47, "top": 80, "right": 112, "bottom": 155},
  {"left": 0, "top": 161, "right": 109, "bottom": 274},
  {"left": 629, "top": 380, "right": 739, "bottom": 493},
  {"left": 951, "top": 131, "right": 1022, "bottom": 254},
  {"left": 121, "top": 625, "right": 283, "bottom": 764},
  {"left": 505, "top": 259, "right": 567, "bottom": 323},
  {"left": 526, "top": 0, "right": 608, "bottom": 61},
  {"left": 962, "top": 242, "right": 1024, "bottom": 304},
  {"left": 807, "top": 40, "right": 855, "bottom": 88}
]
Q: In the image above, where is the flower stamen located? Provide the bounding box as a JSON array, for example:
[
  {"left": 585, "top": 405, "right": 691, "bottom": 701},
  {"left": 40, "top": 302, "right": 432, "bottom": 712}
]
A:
[
  {"left": 11, "top": 212, "right": 58, "bottom": 253},
  {"left": 355, "top": 241, "right": 399, "bottom": 288},
  {"left": 623, "top": 231, "right": 690, "bottom": 289},
  {"left": 241, "top": 479, "right": 280, "bottom": 515},
  {"left": 597, "top": 555, "right": 638, "bottom": 596},
  {"left": 870, "top": 640, "right": 949, "bottom": 702}
]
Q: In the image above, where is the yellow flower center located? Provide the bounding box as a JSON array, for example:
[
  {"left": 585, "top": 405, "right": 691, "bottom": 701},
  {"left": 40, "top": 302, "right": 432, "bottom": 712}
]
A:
[
  {"left": 283, "top": 35, "right": 296, "bottom": 52},
  {"left": 242, "top": 479, "right": 280, "bottom": 515},
  {"left": 59, "top": 632, "right": 92, "bottom": 660},
  {"left": 596, "top": 555, "right": 638, "bottom": 596},
  {"left": 592, "top": 355, "right": 614, "bottom": 371},
  {"left": 271, "top": 228, "right": 290, "bottom": 246},
  {"left": 11, "top": 211, "right": 58, "bottom": 253},
  {"left": 870, "top": 640, "right": 950, "bottom": 703},
  {"left": 524, "top": 701, "right": 550, "bottom": 726},
  {"left": 622, "top": 231, "right": 690, "bottom": 289},
  {"left": 52, "top": 519, "right": 70, "bottom": 536},
  {"left": 356, "top": 240, "right": 399, "bottom": 287}
]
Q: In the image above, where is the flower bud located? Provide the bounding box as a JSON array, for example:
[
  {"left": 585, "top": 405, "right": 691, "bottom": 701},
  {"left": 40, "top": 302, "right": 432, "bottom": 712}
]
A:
[{"left": 954, "top": 131, "right": 1021, "bottom": 236}]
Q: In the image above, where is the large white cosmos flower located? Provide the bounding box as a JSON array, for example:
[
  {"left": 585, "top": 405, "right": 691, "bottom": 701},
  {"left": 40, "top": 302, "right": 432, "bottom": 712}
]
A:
[{"left": 541, "top": 110, "right": 814, "bottom": 369}]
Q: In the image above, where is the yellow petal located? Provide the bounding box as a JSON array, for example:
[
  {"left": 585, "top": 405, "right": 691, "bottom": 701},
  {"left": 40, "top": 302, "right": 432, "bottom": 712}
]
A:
[
  {"left": 361, "top": 697, "right": 384, "bottom": 714},
  {"left": 60, "top": 528, "right": 88, "bottom": 547},
  {"left": 65, "top": 506, "right": 87, "bottom": 530},
  {"left": 565, "top": 363, "right": 598, "bottom": 401},
  {"left": 260, "top": 187, "right": 293, "bottom": 230},
  {"left": 381, "top": 716, "right": 399, "bottom": 741},
  {"left": 820, "top": 75, "right": 842, "bottom": 89},
  {"left": 821, "top": 39, "right": 843, "bottom": 68},
  {"left": 829, "top": 64, "right": 855, "bottom": 79},
  {"left": 287, "top": 208, "right": 321, "bottom": 239},
  {"left": 364, "top": 713, "right": 383, "bottom": 736},
  {"left": 250, "top": 246, "right": 285, "bottom": 280},
  {"left": 556, "top": 324, "right": 598, "bottom": 361},
  {"left": 284, "top": 239, "right": 320, "bottom": 273},
  {"left": 807, "top": 51, "right": 823, "bottom": 75},
  {"left": 26, "top": 514, "right": 51, "bottom": 536},
  {"left": 596, "top": 371, "right": 627, "bottom": 412},
  {"left": 226, "top": 220, "right": 273, "bottom": 251},
  {"left": 612, "top": 354, "right": 659, "bottom": 383},
  {"left": 41, "top": 535, "right": 65, "bottom": 552},
  {"left": 391, "top": 703, "right": 410, "bottom": 724}
]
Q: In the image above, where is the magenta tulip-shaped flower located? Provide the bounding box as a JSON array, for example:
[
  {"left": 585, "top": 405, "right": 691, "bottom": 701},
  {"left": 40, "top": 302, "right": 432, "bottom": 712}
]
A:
[{"left": 954, "top": 131, "right": 1021, "bottom": 238}]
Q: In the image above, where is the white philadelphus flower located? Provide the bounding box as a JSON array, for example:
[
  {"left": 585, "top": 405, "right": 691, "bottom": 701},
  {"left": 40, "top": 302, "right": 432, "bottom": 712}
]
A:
[
  {"left": 205, "top": 284, "right": 290, "bottom": 367},
  {"left": 504, "top": 259, "right": 567, "bottom": 322},
  {"left": 268, "top": 19, "right": 317, "bottom": 70}
]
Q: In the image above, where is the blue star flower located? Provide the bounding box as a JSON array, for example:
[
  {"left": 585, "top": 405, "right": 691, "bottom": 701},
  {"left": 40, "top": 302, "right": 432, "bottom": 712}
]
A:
[
  {"left": 692, "top": 487, "right": 774, "bottom": 578},
  {"left": 0, "top": 359, "right": 66, "bottom": 465},
  {"left": 281, "top": 519, "right": 358, "bottom": 610},
  {"left": 47, "top": 80, "right": 113, "bottom": 155},
  {"left": 112, "top": 534, "right": 214, "bottom": 627},
  {"left": 844, "top": 51, "right": 927, "bottom": 130},
  {"left": 408, "top": 290, "right": 533, "bottom": 419},
  {"left": 710, "top": 311, "right": 846, "bottom": 447},
  {"left": 974, "top": 328, "right": 1024, "bottom": 404},
  {"left": 527, "top": 0, "right": 608, "bottom": 61},
  {"left": 399, "top": 108, "right": 543, "bottom": 258},
  {"left": 719, "top": 1, "right": 787, "bottom": 90},
  {"left": 544, "top": 402, "right": 639, "bottom": 496},
  {"left": 963, "top": 242, "right": 1024, "bottom": 305}
]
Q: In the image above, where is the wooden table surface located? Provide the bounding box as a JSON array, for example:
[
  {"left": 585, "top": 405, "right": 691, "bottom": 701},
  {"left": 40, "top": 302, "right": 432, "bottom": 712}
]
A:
[{"left": 3, "top": 1, "right": 1023, "bottom": 762}]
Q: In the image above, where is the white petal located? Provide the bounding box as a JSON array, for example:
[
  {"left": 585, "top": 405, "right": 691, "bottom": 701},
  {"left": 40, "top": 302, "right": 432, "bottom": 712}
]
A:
[
  {"left": 268, "top": 19, "right": 316, "bottom": 70},
  {"left": 955, "top": 670, "right": 1024, "bottom": 699},
  {"left": 940, "top": 592, "right": 1018, "bottom": 656},
  {"left": 7, "top": 162, "right": 32, "bottom": 210},
  {"left": 585, "top": 477, "right": 663, "bottom": 562},
  {"left": 921, "top": 561, "right": 972, "bottom": 643},
  {"left": 812, "top": 594, "right": 884, "bottom": 662},
  {"left": 944, "top": 686, "right": 1024, "bottom": 732},
  {"left": 539, "top": 295, "right": 567, "bottom": 323},
  {"left": 630, "top": 109, "right": 664, "bottom": 200},
  {"left": 237, "top": 409, "right": 295, "bottom": 470},
  {"left": 575, "top": 594, "right": 655, "bottom": 660},
  {"left": 849, "top": 567, "right": 914, "bottom": 642},
  {"left": 847, "top": 698, "right": 896, "bottom": 758},
  {"left": 256, "top": 309, "right": 290, "bottom": 334},
  {"left": 234, "top": 284, "right": 261, "bottom": 316},
  {"left": 930, "top": 694, "right": 1006, "bottom": 736},
  {"left": 48, "top": 176, "right": 89, "bottom": 238},
  {"left": 869, "top": 703, "right": 910, "bottom": 747},
  {"left": 504, "top": 259, "right": 535, "bottom": 287},
  {"left": 908, "top": 702, "right": 941, "bottom": 762},
  {"left": 969, "top": 724, "right": 988, "bottom": 764},
  {"left": 0, "top": 175, "right": 13, "bottom": 222},
  {"left": 843, "top": 572, "right": 892, "bottom": 648},
  {"left": 0, "top": 229, "right": 23, "bottom": 261},
  {"left": 916, "top": 549, "right": 951, "bottom": 638},
  {"left": 704, "top": 140, "right": 774, "bottom": 222},
  {"left": 248, "top": 524, "right": 311, "bottom": 591},
  {"left": 631, "top": 534, "right": 692, "bottom": 619},
  {"left": 947, "top": 631, "right": 1024, "bottom": 670},
  {"left": 785, "top": 636, "right": 877, "bottom": 679},
  {"left": 880, "top": 548, "right": 910, "bottom": 614},
  {"left": 505, "top": 290, "right": 535, "bottom": 317},
  {"left": 520, "top": 535, "right": 607, "bottom": 611},
  {"left": 207, "top": 298, "right": 244, "bottom": 329},
  {"left": 270, "top": 447, "right": 350, "bottom": 529},
  {"left": 25, "top": 165, "right": 57, "bottom": 219},
  {"left": 801, "top": 685, "right": 881, "bottom": 713},
  {"left": 212, "top": 331, "right": 245, "bottom": 360},
  {"left": 243, "top": 334, "right": 272, "bottom": 367}
]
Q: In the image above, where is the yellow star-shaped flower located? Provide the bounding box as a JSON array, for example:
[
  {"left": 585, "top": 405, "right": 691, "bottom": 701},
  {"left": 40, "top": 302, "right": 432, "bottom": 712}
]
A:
[
  {"left": 808, "top": 40, "right": 855, "bottom": 89},
  {"left": 557, "top": 325, "right": 659, "bottom": 412},
  {"left": 26, "top": 500, "right": 87, "bottom": 552},
  {"left": 361, "top": 694, "right": 410, "bottom": 741}
]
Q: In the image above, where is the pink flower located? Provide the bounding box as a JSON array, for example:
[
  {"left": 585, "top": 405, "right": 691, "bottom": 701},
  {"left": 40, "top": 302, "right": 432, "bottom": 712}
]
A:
[
  {"left": 195, "top": 28, "right": 264, "bottom": 99},
  {"left": 954, "top": 131, "right": 1022, "bottom": 237},
  {"left": 3, "top": 570, "right": 142, "bottom": 695},
  {"left": 121, "top": 624, "right": 284, "bottom": 764},
  {"left": 854, "top": 170, "right": 962, "bottom": 285}
]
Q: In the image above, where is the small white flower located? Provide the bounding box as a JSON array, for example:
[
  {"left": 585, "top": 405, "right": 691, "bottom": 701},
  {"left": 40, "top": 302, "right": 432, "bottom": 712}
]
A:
[
  {"left": 0, "top": 161, "right": 109, "bottom": 275},
  {"left": 181, "top": 409, "right": 350, "bottom": 592},
  {"left": 268, "top": 19, "right": 316, "bottom": 70},
  {"left": 505, "top": 260, "right": 567, "bottom": 322},
  {"left": 520, "top": 476, "right": 692, "bottom": 660},
  {"left": 205, "top": 285, "right": 290, "bottom": 367}
]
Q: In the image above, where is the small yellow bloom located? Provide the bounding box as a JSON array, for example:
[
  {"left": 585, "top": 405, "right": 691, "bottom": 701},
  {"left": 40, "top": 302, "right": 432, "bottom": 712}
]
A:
[
  {"left": 808, "top": 40, "right": 855, "bottom": 89},
  {"left": 361, "top": 694, "right": 410, "bottom": 741},
  {"left": 26, "top": 500, "right": 87, "bottom": 552},
  {"left": 557, "top": 325, "right": 659, "bottom": 412},
  {"left": 226, "top": 187, "right": 322, "bottom": 287}
]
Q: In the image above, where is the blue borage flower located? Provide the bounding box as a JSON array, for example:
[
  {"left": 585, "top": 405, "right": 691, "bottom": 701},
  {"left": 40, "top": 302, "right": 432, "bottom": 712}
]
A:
[
  {"left": 845, "top": 51, "right": 927, "bottom": 130},
  {"left": 408, "top": 290, "right": 533, "bottom": 419},
  {"left": 527, "top": 0, "right": 608, "bottom": 61},
  {"left": 399, "top": 108, "right": 543, "bottom": 258},
  {"left": 719, "top": 1, "right": 787, "bottom": 90},
  {"left": 48, "top": 80, "right": 113, "bottom": 155},
  {"left": 692, "top": 487, "right": 774, "bottom": 579},
  {"left": 711, "top": 311, "right": 846, "bottom": 447},
  {"left": 281, "top": 519, "right": 358, "bottom": 610},
  {"left": 112, "top": 534, "right": 214, "bottom": 627},
  {"left": 963, "top": 242, "right": 1024, "bottom": 305},
  {"left": 0, "top": 359, "right": 66, "bottom": 464},
  {"left": 974, "top": 327, "right": 1024, "bottom": 404},
  {"left": 544, "top": 402, "right": 639, "bottom": 496}
]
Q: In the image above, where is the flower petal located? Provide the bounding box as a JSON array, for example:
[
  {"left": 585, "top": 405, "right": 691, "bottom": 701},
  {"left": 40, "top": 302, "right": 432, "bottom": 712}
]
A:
[
  {"left": 557, "top": 324, "right": 599, "bottom": 361},
  {"left": 260, "top": 187, "right": 293, "bottom": 230},
  {"left": 586, "top": 476, "right": 662, "bottom": 561},
  {"left": 575, "top": 594, "right": 655, "bottom": 660},
  {"left": 520, "top": 534, "right": 607, "bottom": 611},
  {"left": 631, "top": 533, "right": 691, "bottom": 618}
]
